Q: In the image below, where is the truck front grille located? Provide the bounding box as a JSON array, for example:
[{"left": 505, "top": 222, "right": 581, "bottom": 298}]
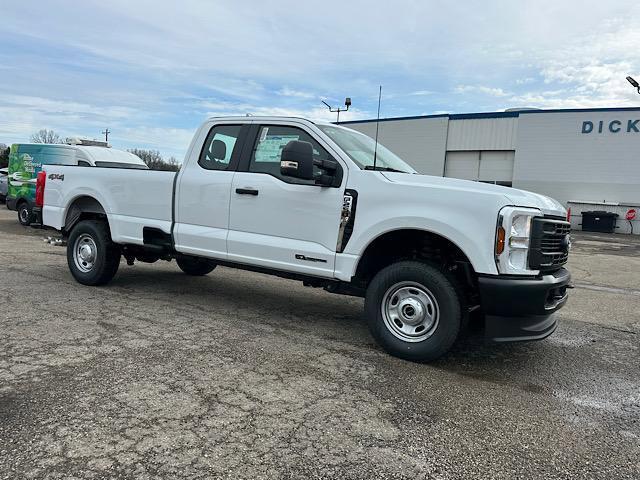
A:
[{"left": 529, "top": 217, "right": 571, "bottom": 272}]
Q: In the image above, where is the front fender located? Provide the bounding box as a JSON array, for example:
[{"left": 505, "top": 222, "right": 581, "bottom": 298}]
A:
[{"left": 343, "top": 216, "right": 499, "bottom": 276}]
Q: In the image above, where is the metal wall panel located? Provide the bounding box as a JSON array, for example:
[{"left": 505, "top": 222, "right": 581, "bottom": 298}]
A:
[
  {"left": 513, "top": 111, "right": 640, "bottom": 205},
  {"left": 446, "top": 117, "right": 518, "bottom": 151},
  {"left": 343, "top": 117, "right": 449, "bottom": 175}
]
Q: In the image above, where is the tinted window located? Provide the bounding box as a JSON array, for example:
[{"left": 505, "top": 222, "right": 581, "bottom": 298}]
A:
[
  {"left": 249, "top": 125, "right": 332, "bottom": 184},
  {"left": 199, "top": 125, "right": 242, "bottom": 171},
  {"left": 78, "top": 160, "right": 91, "bottom": 167}
]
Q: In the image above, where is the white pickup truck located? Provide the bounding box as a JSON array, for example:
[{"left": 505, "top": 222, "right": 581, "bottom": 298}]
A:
[{"left": 41, "top": 116, "right": 571, "bottom": 362}]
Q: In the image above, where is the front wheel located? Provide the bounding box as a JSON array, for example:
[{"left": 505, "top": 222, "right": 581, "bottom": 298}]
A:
[
  {"left": 176, "top": 256, "right": 216, "bottom": 276},
  {"left": 67, "top": 220, "right": 121, "bottom": 286},
  {"left": 18, "top": 203, "right": 32, "bottom": 226},
  {"left": 365, "top": 261, "right": 462, "bottom": 362}
]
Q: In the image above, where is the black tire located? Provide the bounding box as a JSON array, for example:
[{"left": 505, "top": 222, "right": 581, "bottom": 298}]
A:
[
  {"left": 67, "top": 220, "right": 121, "bottom": 286},
  {"left": 365, "top": 260, "right": 462, "bottom": 362},
  {"left": 18, "top": 202, "right": 32, "bottom": 226},
  {"left": 176, "top": 256, "right": 216, "bottom": 276}
]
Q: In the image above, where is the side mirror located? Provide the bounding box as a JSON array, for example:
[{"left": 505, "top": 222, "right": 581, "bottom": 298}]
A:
[{"left": 280, "top": 141, "right": 314, "bottom": 180}]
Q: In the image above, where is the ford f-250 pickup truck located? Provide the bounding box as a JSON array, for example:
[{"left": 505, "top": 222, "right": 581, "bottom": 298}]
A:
[{"left": 40, "top": 116, "right": 571, "bottom": 362}]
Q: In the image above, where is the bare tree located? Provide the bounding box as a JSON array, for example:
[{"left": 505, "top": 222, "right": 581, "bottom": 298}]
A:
[
  {"left": 0, "top": 143, "right": 8, "bottom": 168},
  {"left": 30, "top": 129, "right": 63, "bottom": 144},
  {"left": 128, "top": 148, "right": 180, "bottom": 171}
]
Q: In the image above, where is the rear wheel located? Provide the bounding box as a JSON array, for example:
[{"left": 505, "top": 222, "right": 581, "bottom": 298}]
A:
[
  {"left": 67, "top": 220, "right": 121, "bottom": 286},
  {"left": 18, "top": 202, "right": 32, "bottom": 226},
  {"left": 365, "top": 261, "right": 462, "bottom": 362},
  {"left": 176, "top": 256, "right": 216, "bottom": 276}
]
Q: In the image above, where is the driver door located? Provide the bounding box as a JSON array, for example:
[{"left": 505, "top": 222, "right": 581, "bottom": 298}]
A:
[{"left": 227, "top": 123, "right": 346, "bottom": 277}]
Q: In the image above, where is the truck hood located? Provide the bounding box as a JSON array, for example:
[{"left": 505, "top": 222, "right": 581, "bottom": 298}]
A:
[{"left": 380, "top": 172, "right": 566, "bottom": 217}]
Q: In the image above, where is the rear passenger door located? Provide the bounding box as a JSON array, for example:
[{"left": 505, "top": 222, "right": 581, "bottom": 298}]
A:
[
  {"left": 227, "top": 122, "right": 346, "bottom": 277},
  {"left": 174, "top": 123, "right": 249, "bottom": 259}
]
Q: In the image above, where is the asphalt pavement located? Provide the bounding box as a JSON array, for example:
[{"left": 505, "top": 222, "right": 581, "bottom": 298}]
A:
[{"left": 0, "top": 207, "right": 638, "bottom": 479}]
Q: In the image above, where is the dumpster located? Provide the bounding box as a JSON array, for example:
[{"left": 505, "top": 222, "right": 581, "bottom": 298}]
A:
[{"left": 581, "top": 211, "right": 618, "bottom": 233}]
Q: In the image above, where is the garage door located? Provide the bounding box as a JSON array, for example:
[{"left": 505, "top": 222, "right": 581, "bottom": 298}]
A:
[
  {"left": 479, "top": 151, "right": 514, "bottom": 183},
  {"left": 445, "top": 150, "right": 514, "bottom": 186},
  {"left": 444, "top": 151, "right": 479, "bottom": 180}
]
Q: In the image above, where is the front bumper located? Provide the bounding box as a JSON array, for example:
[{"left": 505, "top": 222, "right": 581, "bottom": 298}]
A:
[{"left": 478, "top": 268, "right": 571, "bottom": 342}]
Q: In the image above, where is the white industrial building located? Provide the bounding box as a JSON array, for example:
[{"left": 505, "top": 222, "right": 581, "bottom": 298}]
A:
[{"left": 342, "top": 107, "right": 640, "bottom": 234}]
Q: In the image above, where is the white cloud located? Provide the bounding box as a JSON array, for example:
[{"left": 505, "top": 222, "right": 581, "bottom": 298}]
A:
[
  {"left": 409, "top": 90, "right": 434, "bottom": 96},
  {"left": 454, "top": 85, "right": 510, "bottom": 97},
  {"left": 277, "top": 87, "right": 316, "bottom": 99}
]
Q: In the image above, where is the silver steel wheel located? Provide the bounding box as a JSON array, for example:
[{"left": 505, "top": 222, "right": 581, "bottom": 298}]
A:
[
  {"left": 19, "top": 206, "right": 29, "bottom": 223},
  {"left": 73, "top": 233, "right": 98, "bottom": 273},
  {"left": 381, "top": 281, "right": 440, "bottom": 343}
]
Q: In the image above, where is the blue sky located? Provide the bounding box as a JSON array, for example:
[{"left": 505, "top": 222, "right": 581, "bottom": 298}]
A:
[{"left": 1, "top": 0, "right": 639, "bottom": 159}]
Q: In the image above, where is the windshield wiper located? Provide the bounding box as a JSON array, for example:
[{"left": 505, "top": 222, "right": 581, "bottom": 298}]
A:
[{"left": 364, "top": 166, "right": 410, "bottom": 173}]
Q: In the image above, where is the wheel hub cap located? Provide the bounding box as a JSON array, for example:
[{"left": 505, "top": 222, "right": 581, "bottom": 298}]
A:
[
  {"left": 79, "top": 244, "right": 95, "bottom": 262},
  {"left": 399, "top": 297, "right": 425, "bottom": 325}
]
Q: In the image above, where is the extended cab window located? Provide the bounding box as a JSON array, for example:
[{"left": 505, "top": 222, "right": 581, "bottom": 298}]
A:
[
  {"left": 199, "top": 125, "right": 242, "bottom": 171},
  {"left": 249, "top": 125, "right": 333, "bottom": 184}
]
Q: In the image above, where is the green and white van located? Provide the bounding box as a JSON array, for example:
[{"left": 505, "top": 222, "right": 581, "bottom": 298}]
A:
[{"left": 7, "top": 141, "right": 147, "bottom": 225}]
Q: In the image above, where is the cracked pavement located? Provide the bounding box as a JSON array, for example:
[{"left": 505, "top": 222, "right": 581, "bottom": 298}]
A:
[{"left": 0, "top": 208, "right": 638, "bottom": 479}]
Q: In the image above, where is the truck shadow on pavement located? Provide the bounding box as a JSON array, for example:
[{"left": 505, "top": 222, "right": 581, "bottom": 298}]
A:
[{"left": 105, "top": 264, "right": 554, "bottom": 373}]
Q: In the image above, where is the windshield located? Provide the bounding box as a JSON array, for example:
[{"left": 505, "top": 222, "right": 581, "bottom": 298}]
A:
[{"left": 318, "top": 125, "right": 415, "bottom": 173}]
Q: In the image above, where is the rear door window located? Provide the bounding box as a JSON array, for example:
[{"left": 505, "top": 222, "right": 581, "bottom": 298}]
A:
[{"left": 199, "top": 125, "right": 243, "bottom": 171}]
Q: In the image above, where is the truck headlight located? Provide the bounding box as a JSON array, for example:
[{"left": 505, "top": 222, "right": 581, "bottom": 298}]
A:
[{"left": 495, "top": 206, "right": 541, "bottom": 275}]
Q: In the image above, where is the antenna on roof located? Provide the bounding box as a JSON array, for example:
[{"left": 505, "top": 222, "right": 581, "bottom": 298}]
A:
[{"left": 372, "top": 85, "right": 382, "bottom": 171}]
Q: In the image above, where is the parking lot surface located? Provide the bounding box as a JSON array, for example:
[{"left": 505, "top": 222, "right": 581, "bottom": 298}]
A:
[{"left": 0, "top": 207, "right": 638, "bottom": 479}]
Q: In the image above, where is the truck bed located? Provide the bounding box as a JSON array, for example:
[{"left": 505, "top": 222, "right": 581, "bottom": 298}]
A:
[{"left": 43, "top": 165, "right": 177, "bottom": 245}]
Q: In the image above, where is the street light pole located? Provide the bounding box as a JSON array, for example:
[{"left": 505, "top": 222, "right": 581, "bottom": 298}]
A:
[{"left": 626, "top": 76, "right": 640, "bottom": 95}]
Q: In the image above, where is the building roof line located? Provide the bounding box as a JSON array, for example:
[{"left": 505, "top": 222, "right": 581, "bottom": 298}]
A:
[{"left": 337, "top": 106, "right": 640, "bottom": 125}]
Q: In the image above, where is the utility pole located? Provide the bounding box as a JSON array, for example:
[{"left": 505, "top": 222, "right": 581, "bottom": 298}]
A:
[{"left": 102, "top": 128, "right": 111, "bottom": 142}]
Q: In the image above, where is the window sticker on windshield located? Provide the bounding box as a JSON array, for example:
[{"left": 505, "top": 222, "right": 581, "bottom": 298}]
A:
[
  {"left": 259, "top": 127, "right": 269, "bottom": 142},
  {"left": 254, "top": 135, "right": 300, "bottom": 163}
]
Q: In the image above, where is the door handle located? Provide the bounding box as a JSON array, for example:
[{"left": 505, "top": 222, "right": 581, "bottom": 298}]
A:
[{"left": 235, "top": 188, "right": 259, "bottom": 196}]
